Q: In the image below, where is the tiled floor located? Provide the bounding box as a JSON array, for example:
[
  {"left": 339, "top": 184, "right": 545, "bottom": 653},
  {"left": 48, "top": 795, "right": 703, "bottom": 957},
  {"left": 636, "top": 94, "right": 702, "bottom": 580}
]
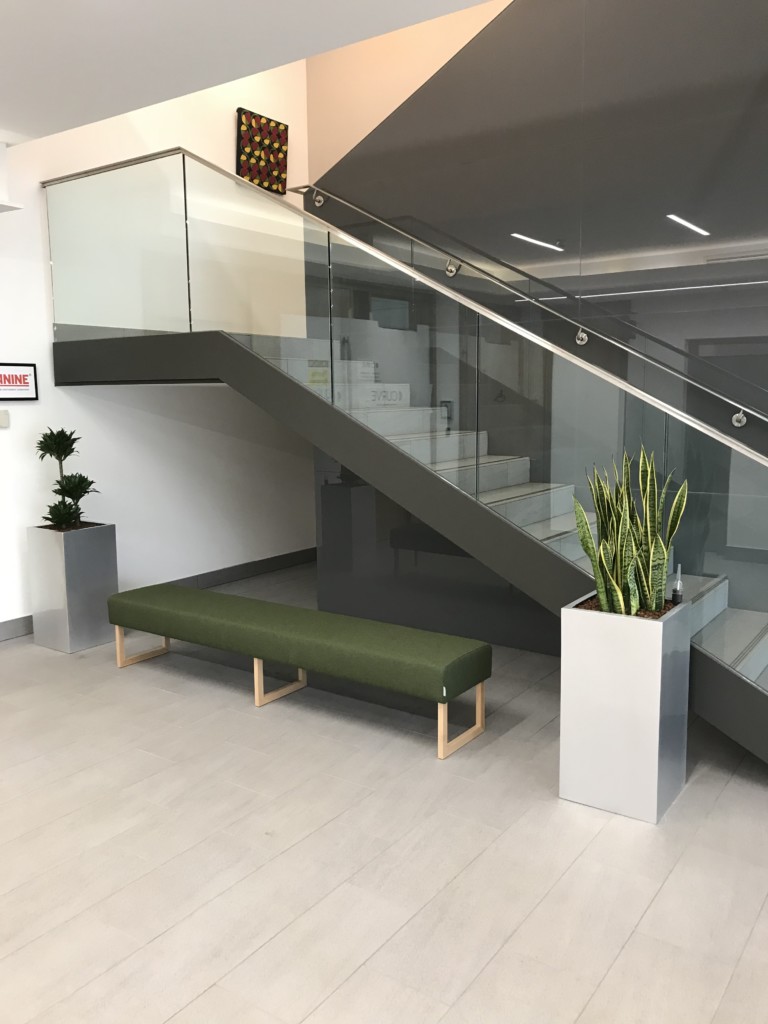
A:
[{"left": 1, "top": 565, "right": 767, "bottom": 1022}]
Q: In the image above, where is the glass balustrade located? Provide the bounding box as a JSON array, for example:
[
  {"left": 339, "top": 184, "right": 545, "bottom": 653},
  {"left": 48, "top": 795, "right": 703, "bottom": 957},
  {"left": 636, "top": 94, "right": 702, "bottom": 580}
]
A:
[
  {"left": 46, "top": 153, "right": 189, "bottom": 341},
  {"left": 45, "top": 149, "right": 768, "bottom": 695}
]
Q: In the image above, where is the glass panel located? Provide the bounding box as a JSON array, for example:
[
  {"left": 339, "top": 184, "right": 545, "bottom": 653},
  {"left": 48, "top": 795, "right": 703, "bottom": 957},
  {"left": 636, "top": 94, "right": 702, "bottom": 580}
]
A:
[
  {"left": 329, "top": 235, "right": 480, "bottom": 497},
  {"left": 184, "top": 156, "right": 331, "bottom": 391},
  {"left": 46, "top": 155, "right": 189, "bottom": 341},
  {"left": 476, "top": 314, "right": 668, "bottom": 568},
  {"left": 670, "top": 420, "right": 768, "bottom": 692}
]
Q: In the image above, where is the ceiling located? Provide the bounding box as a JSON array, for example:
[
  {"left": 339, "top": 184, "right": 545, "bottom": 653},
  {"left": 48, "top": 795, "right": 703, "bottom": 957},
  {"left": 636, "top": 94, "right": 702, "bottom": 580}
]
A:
[{"left": 0, "top": 0, "right": 493, "bottom": 141}]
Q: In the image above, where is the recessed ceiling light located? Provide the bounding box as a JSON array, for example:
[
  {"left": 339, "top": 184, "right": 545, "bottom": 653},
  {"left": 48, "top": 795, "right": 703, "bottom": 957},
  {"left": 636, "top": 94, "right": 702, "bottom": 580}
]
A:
[
  {"left": 510, "top": 232, "right": 564, "bottom": 252},
  {"left": 666, "top": 214, "right": 710, "bottom": 237}
]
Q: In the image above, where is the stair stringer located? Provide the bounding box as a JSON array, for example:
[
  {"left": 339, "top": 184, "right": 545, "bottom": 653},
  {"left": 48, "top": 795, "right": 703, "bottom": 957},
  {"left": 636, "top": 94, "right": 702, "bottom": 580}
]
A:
[{"left": 53, "top": 329, "right": 591, "bottom": 616}]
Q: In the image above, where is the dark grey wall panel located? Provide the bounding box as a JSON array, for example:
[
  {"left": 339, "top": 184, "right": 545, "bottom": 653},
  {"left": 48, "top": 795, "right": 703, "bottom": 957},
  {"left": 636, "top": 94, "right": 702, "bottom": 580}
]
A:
[
  {"left": 314, "top": 450, "right": 559, "bottom": 653},
  {"left": 317, "top": 0, "right": 768, "bottom": 399}
]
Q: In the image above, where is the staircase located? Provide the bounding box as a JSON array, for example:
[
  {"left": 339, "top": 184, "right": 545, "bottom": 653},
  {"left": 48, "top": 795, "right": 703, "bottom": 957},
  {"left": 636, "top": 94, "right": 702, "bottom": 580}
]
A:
[
  {"left": 44, "top": 146, "right": 768, "bottom": 767},
  {"left": 267, "top": 335, "right": 741, "bottom": 649}
]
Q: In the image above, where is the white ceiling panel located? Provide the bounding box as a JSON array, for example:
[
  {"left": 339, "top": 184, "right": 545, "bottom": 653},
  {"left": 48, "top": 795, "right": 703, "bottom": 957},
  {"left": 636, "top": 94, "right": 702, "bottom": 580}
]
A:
[{"left": 0, "top": 0, "right": 492, "bottom": 140}]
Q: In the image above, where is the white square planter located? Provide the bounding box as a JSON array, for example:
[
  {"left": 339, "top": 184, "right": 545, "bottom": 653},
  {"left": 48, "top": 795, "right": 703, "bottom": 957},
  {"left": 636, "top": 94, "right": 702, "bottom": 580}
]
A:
[
  {"left": 28, "top": 523, "right": 118, "bottom": 653},
  {"left": 559, "top": 593, "right": 690, "bottom": 824}
]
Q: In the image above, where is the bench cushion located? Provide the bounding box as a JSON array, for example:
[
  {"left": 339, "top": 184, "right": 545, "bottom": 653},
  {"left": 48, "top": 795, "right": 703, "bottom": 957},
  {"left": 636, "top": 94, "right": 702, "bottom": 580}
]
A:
[{"left": 108, "top": 584, "right": 491, "bottom": 703}]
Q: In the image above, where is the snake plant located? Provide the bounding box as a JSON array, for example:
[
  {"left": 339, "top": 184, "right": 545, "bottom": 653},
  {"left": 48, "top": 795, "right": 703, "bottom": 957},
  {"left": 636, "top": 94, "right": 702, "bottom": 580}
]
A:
[{"left": 573, "top": 448, "right": 688, "bottom": 615}]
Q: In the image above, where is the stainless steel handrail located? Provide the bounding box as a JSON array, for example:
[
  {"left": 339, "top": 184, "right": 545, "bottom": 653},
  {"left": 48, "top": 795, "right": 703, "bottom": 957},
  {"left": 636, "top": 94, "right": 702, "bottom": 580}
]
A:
[{"left": 42, "top": 147, "right": 768, "bottom": 469}]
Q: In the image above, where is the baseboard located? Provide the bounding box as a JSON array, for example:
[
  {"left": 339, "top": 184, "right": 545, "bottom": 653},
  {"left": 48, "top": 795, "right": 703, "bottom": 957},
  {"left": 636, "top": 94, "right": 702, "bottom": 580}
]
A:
[
  {"left": 0, "top": 615, "right": 33, "bottom": 642},
  {"left": 172, "top": 547, "right": 317, "bottom": 590}
]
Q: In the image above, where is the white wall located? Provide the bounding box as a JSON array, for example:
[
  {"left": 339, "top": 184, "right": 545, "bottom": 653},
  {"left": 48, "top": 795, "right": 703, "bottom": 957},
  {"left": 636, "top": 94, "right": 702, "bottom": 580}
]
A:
[{"left": 0, "top": 61, "right": 316, "bottom": 625}]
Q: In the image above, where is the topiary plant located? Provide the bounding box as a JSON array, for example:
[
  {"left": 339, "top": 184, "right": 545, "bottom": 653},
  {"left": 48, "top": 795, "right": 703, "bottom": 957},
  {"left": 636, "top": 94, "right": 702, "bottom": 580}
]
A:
[
  {"left": 573, "top": 447, "right": 688, "bottom": 615},
  {"left": 36, "top": 428, "right": 97, "bottom": 530}
]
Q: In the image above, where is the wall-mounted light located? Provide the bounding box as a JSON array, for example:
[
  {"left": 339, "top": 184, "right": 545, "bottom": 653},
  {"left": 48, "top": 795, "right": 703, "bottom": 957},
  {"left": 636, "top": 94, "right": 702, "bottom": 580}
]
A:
[
  {"left": 666, "top": 214, "right": 710, "bottom": 237},
  {"left": 510, "top": 232, "right": 564, "bottom": 252}
]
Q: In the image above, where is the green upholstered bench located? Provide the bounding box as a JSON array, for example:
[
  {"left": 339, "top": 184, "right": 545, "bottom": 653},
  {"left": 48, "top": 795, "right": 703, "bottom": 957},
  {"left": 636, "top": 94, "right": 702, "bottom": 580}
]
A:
[{"left": 108, "top": 584, "right": 492, "bottom": 759}]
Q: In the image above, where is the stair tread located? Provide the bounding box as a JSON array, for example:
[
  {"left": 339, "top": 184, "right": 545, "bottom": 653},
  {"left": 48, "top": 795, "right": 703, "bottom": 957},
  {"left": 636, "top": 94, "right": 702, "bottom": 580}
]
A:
[
  {"left": 354, "top": 406, "right": 445, "bottom": 416},
  {"left": 693, "top": 607, "right": 768, "bottom": 667},
  {"left": 753, "top": 665, "right": 768, "bottom": 694},
  {"left": 480, "top": 481, "right": 573, "bottom": 506},
  {"left": 527, "top": 510, "right": 592, "bottom": 542},
  {"left": 665, "top": 573, "right": 727, "bottom": 605},
  {"left": 434, "top": 454, "right": 528, "bottom": 470},
  {"left": 390, "top": 429, "right": 479, "bottom": 441}
]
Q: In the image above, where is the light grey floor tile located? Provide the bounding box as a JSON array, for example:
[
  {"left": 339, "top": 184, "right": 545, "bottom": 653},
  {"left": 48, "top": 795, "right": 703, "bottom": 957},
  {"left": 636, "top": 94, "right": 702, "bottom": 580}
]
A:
[
  {"left": 166, "top": 985, "right": 284, "bottom": 1023},
  {"left": 580, "top": 753, "right": 737, "bottom": 885},
  {"left": 304, "top": 963, "right": 450, "bottom": 1024},
  {"left": 637, "top": 842, "right": 768, "bottom": 965},
  {"left": 0, "top": 748, "right": 173, "bottom": 847},
  {"left": 506, "top": 857, "right": 661, "bottom": 982},
  {"left": 712, "top": 952, "right": 768, "bottom": 1023},
  {"left": 325, "top": 730, "right": 431, "bottom": 788},
  {"left": 335, "top": 761, "right": 462, "bottom": 843},
  {"left": 137, "top": 706, "right": 293, "bottom": 762},
  {"left": 441, "top": 947, "right": 595, "bottom": 1024},
  {"left": 0, "top": 841, "right": 152, "bottom": 959},
  {"left": 350, "top": 810, "right": 500, "bottom": 913},
  {"left": 231, "top": 816, "right": 390, "bottom": 919},
  {"left": 90, "top": 831, "right": 272, "bottom": 943},
  {"left": 0, "top": 908, "right": 140, "bottom": 1024},
  {"left": 112, "top": 779, "right": 268, "bottom": 863},
  {"left": 224, "top": 772, "right": 371, "bottom": 854},
  {"left": 219, "top": 884, "right": 412, "bottom": 1023},
  {"left": 370, "top": 799, "right": 608, "bottom": 1004},
  {"left": 0, "top": 793, "right": 155, "bottom": 896},
  {"left": 740, "top": 896, "right": 768, "bottom": 961},
  {"left": 27, "top": 870, "right": 303, "bottom": 1024},
  {"left": 122, "top": 749, "right": 269, "bottom": 806},
  {"left": 694, "top": 759, "right": 768, "bottom": 867},
  {"left": 577, "top": 933, "right": 734, "bottom": 1024}
]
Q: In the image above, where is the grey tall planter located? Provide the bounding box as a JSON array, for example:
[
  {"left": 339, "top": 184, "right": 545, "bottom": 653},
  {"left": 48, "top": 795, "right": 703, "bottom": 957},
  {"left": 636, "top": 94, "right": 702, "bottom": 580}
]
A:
[
  {"left": 28, "top": 523, "right": 118, "bottom": 653},
  {"left": 559, "top": 592, "right": 690, "bottom": 824}
]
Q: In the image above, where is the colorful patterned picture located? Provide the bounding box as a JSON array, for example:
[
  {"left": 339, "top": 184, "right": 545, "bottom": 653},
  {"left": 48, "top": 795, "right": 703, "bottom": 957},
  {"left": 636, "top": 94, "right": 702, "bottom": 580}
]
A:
[{"left": 236, "top": 108, "right": 288, "bottom": 194}]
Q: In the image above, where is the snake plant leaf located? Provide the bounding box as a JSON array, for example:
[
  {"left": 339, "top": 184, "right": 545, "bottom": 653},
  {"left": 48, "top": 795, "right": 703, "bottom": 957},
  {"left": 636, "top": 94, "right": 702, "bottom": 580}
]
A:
[
  {"left": 646, "top": 456, "right": 658, "bottom": 542},
  {"left": 649, "top": 537, "right": 668, "bottom": 611},
  {"left": 666, "top": 480, "right": 689, "bottom": 545},
  {"left": 574, "top": 498, "right": 610, "bottom": 612},
  {"left": 588, "top": 471, "right": 608, "bottom": 542},
  {"left": 658, "top": 473, "right": 672, "bottom": 527},
  {"left": 600, "top": 541, "right": 626, "bottom": 614},
  {"left": 627, "top": 557, "right": 640, "bottom": 616},
  {"left": 617, "top": 497, "right": 630, "bottom": 583},
  {"left": 623, "top": 451, "right": 632, "bottom": 491},
  {"left": 636, "top": 555, "right": 652, "bottom": 608},
  {"left": 639, "top": 446, "right": 649, "bottom": 502}
]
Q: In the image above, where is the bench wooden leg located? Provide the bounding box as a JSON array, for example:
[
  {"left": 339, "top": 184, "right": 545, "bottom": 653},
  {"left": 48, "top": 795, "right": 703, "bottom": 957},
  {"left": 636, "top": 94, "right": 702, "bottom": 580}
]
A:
[
  {"left": 115, "top": 625, "right": 170, "bottom": 668},
  {"left": 437, "top": 681, "right": 486, "bottom": 759},
  {"left": 254, "top": 659, "right": 308, "bottom": 707}
]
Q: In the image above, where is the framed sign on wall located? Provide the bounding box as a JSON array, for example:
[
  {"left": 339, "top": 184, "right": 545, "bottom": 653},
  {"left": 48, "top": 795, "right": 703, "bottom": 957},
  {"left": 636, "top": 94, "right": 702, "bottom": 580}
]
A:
[{"left": 0, "top": 363, "right": 38, "bottom": 400}]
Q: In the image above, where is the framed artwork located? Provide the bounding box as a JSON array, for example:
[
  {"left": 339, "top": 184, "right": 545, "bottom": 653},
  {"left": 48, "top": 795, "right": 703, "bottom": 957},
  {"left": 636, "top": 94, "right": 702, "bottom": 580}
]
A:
[
  {"left": 236, "top": 108, "right": 288, "bottom": 194},
  {"left": 0, "top": 362, "right": 38, "bottom": 400}
]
